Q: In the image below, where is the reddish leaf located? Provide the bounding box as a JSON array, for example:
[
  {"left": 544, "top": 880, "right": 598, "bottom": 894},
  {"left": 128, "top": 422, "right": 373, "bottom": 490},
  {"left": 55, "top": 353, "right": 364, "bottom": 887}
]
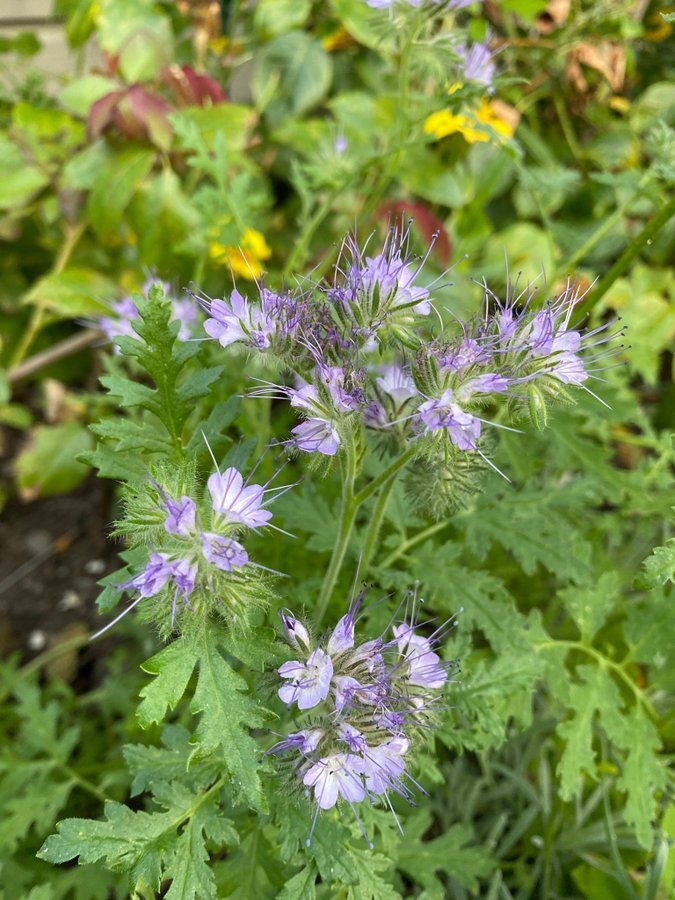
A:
[
  {"left": 87, "top": 90, "right": 125, "bottom": 140},
  {"left": 162, "top": 64, "right": 226, "bottom": 107},
  {"left": 123, "top": 85, "right": 173, "bottom": 150},
  {"left": 377, "top": 201, "right": 452, "bottom": 266}
]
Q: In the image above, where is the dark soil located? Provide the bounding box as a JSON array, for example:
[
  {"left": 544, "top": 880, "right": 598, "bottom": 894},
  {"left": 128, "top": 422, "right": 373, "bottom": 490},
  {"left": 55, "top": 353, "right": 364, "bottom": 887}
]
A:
[{"left": 0, "top": 475, "right": 122, "bottom": 672}]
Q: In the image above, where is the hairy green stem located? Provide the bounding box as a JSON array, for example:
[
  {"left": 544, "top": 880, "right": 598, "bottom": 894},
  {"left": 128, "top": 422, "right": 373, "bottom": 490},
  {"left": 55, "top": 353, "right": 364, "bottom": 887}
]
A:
[
  {"left": 283, "top": 188, "right": 340, "bottom": 279},
  {"left": 359, "top": 472, "right": 399, "bottom": 578},
  {"left": 314, "top": 439, "right": 359, "bottom": 626},
  {"left": 553, "top": 173, "right": 651, "bottom": 282},
  {"left": 379, "top": 518, "right": 450, "bottom": 570},
  {"left": 581, "top": 192, "right": 675, "bottom": 316},
  {"left": 314, "top": 444, "right": 418, "bottom": 625},
  {"left": 354, "top": 445, "right": 417, "bottom": 506}
]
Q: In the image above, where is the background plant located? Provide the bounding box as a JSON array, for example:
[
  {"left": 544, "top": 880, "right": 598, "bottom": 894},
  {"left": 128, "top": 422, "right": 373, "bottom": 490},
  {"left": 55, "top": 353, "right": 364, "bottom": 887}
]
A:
[{"left": 0, "top": 0, "right": 673, "bottom": 897}]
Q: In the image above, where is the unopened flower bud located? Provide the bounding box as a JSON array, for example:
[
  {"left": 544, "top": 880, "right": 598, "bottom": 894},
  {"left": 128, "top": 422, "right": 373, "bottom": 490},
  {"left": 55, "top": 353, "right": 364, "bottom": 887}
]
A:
[{"left": 279, "top": 609, "right": 311, "bottom": 653}]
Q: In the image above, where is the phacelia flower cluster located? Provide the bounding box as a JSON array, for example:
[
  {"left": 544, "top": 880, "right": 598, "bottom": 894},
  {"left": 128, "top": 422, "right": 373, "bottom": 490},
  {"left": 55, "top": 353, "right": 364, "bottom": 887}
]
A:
[
  {"left": 269, "top": 594, "right": 457, "bottom": 843},
  {"left": 97, "top": 278, "right": 199, "bottom": 347},
  {"left": 93, "top": 460, "right": 290, "bottom": 639},
  {"left": 197, "top": 224, "right": 621, "bottom": 498}
]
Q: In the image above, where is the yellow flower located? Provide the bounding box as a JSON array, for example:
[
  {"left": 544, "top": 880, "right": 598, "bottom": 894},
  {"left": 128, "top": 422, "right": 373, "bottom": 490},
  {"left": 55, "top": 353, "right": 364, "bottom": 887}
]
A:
[
  {"left": 209, "top": 227, "right": 272, "bottom": 280},
  {"left": 447, "top": 81, "right": 464, "bottom": 95},
  {"left": 424, "top": 99, "right": 518, "bottom": 145},
  {"left": 322, "top": 26, "right": 354, "bottom": 51},
  {"left": 474, "top": 99, "right": 516, "bottom": 141},
  {"left": 423, "top": 110, "right": 489, "bottom": 143}
]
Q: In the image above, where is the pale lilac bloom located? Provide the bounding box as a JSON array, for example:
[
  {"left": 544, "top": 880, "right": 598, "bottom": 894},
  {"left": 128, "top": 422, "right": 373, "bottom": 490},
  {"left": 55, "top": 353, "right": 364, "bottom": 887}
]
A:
[
  {"left": 349, "top": 638, "right": 385, "bottom": 674},
  {"left": 376, "top": 364, "right": 417, "bottom": 405},
  {"left": 335, "top": 133, "right": 348, "bottom": 155},
  {"left": 267, "top": 729, "right": 323, "bottom": 756},
  {"left": 418, "top": 389, "right": 481, "bottom": 450},
  {"left": 208, "top": 467, "right": 272, "bottom": 528},
  {"left": 393, "top": 624, "right": 448, "bottom": 689},
  {"left": 125, "top": 553, "right": 174, "bottom": 597},
  {"left": 303, "top": 754, "right": 366, "bottom": 809},
  {"left": 363, "top": 737, "right": 409, "bottom": 795},
  {"left": 337, "top": 723, "right": 367, "bottom": 754},
  {"left": 548, "top": 352, "right": 588, "bottom": 385},
  {"left": 327, "top": 605, "right": 358, "bottom": 654},
  {"left": 168, "top": 558, "right": 198, "bottom": 625},
  {"left": 358, "top": 253, "right": 431, "bottom": 315},
  {"left": 457, "top": 40, "right": 496, "bottom": 87},
  {"left": 439, "top": 338, "right": 491, "bottom": 373},
  {"left": 291, "top": 418, "right": 341, "bottom": 456},
  {"left": 203, "top": 289, "right": 275, "bottom": 349},
  {"left": 171, "top": 298, "right": 198, "bottom": 341},
  {"left": 289, "top": 383, "right": 320, "bottom": 411},
  {"left": 364, "top": 401, "right": 388, "bottom": 429},
  {"left": 163, "top": 495, "right": 197, "bottom": 535},
  {"left": 456, "top": 373, "right": 509, "bottom": 402},
  {"left": 333, "top": 675, "right": 362, "bottom": 713},
  {"left": 200, "top": 533, "right": 248, "bottom": 571},
  {"left": 98, "top": 298, "right": 138, "bottom": 343},
  {"left": 319, "top": 366, "right": 362, "bottom": 413},
  {"left": 278, "top": 648, "right": 334, "bottom": 710}
]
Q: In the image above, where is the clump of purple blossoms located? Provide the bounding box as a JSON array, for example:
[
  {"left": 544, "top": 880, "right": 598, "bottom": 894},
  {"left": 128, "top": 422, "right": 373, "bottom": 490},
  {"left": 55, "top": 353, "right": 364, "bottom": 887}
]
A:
[
  {"left": 269, "top": 593, "right": 458, "bottom": 843},
  {"left": 197, "top": 224, "right": 622, "bottom": 497},
  {"left": 97, "top": 279, "right": 198, "bottom": 347},
  {"left": 92, "top": 461, "right": 290, "bottom": 639},
  {"left": 193, "top": 284, "right": 301, "bottom": 354}
]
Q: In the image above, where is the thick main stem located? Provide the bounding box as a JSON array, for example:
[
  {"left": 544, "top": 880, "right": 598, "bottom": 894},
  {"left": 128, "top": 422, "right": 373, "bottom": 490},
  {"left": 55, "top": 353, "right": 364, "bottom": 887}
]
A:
[
  {"left": 314, "top": 439, "right": 359, "bottom": 627},
  {"left": 314, "top": 444, "right": 417, "bottom": 625},
  {"left": 358, "top": 471, "right": 399, "bottom": 578}
]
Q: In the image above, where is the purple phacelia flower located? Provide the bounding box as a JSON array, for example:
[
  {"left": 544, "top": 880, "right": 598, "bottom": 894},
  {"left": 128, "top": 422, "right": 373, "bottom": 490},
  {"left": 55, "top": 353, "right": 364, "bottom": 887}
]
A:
[
  {"left": 319, "top": 365, "right": 363, "bottom": 413},
  {"left": 270, "top": 590, "right": 457, "bottom": 844},
  {"left": 363, "top": 736, "right": 409, "bottom": 794},
  {"left": 418, "top": 390, "right": 481, "bottom": 450},
  {"left": 457, "top": 39, "right": 496, "bottom": 88},
  {"left": 123, "top": 552, "right": 174, "bottom": 597},
  {"left": 163, "top": 495, "right": 197, "bottom": 536},
  {"left": 279, "top": 609, "right": 312, "bottom": 653},
  {"left": 393, "top": 623, "right": 448, "bottom": 689},
  {"left": 97, "top": 280, "right": 198, "bottom": 348},
  {"left": 303, "top": 754, "right": 366, "bottom": 809},
  {"left": 267, "top": 729, "right": 324, "bottom": 757},
  {"left": 291, "top": 418, "right": 341, "bottom": 456},
  {"left": 208, "top": 466, "right": 273, "bottom": 529},
  {"left": 278, "top": 648, "right": 334, "bottom": 710},
  {"left": 358, "top": 251, "right": 431, "bottom": 316},
  {"left": 202, "top": 289, "right": 275, "bottom": 349},
  {"left": 439, "top": 337, "right": 492, "bottom": 373},
  {"left": 200, "top": 533, "right": 249, "bottom": 571},
  {"left": 376, "top": 363, "right": 417, "bottom": 406}
]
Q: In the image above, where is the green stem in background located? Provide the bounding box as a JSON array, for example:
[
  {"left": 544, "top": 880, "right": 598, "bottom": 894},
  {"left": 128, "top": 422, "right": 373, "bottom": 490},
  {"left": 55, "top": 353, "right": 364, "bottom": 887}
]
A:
[
  {"left": 552, "top": 93, "right": 586, "bottom": 168},
  {"left": 10, "top": 221, "right": 86, "bottom": 369},
  {"left": 314, "top": 437, "right": 360, "bottom": 627},
  {"left": 354, "top": 444, "right": 416, "bottom": 505},
  {"left": 314, "top": 444, "right": 418, "bottom": 625},
  {"left": 580, "top": 192, "right": 675, "bottom": 317},
  {"left": 535, "top": 639, "right": 657, "bottom": 718},
  {"left": 552, "top": 173, "right": 651, "bottom": 283},
  {"left": 359, "top": 471, "right": 399, "bottom": 577},
  {"left": 379, "top": 517, "right": 450, "bottom": 570},
  {"left": 283, "top": 188, "right": 340, "bottom": 279}
]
